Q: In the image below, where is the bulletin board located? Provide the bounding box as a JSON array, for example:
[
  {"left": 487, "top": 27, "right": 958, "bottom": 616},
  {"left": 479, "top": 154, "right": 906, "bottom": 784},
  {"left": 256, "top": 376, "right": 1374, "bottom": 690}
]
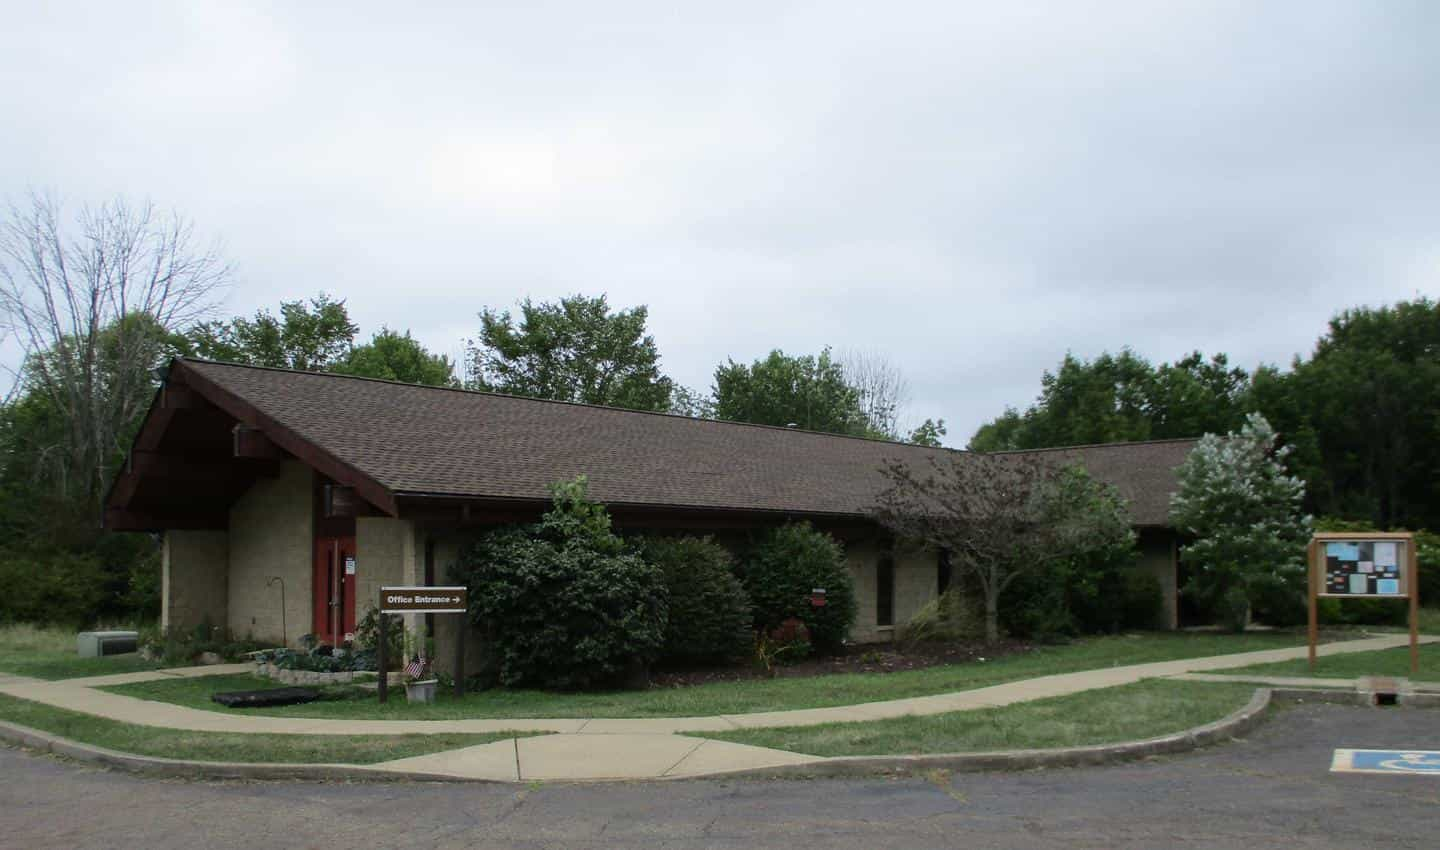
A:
[
  {"left": 1307, "top": 531, "right": 1419, "bottom": 674},
  {"left": 1318, "top": 539, "right": 1407, "bottom": 598}
]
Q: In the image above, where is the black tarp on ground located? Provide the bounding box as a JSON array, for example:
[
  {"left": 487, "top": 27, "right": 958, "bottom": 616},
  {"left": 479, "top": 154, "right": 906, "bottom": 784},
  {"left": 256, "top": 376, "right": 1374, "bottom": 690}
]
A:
[{"left": 210, "top": 687, "right": 320, "bottom": 708}]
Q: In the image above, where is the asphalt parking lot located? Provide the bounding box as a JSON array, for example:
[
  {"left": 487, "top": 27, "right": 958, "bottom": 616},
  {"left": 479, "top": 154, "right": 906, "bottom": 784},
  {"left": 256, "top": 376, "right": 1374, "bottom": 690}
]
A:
[{"left": 2, "top": 702, "right": 1437, "bottom": 849}]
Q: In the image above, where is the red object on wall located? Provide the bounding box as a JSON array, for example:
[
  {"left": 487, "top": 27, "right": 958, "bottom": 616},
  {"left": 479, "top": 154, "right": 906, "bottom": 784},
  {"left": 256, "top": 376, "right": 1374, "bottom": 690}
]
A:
[{"left": 312, "top": 536, "right": 356, "bottom": 646}]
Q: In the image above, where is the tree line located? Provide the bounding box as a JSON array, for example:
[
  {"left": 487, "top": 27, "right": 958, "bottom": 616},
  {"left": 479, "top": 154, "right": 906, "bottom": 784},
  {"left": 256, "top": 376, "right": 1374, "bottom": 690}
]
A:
[
  {"left": 0, "top": 196, "right": 942, "bottom": 626},
  {"left": 0, "top": 193, "right": 1432, "bottom": 627},
  {"left": 968, "top": 298, "right": 1440, "bottom": 534}
]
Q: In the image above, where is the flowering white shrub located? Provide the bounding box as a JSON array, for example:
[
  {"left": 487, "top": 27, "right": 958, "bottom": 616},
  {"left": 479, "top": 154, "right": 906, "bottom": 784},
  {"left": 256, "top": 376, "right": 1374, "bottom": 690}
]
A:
[{"left": 1169, "top": 413, "right": 1311, "bottom": 630}]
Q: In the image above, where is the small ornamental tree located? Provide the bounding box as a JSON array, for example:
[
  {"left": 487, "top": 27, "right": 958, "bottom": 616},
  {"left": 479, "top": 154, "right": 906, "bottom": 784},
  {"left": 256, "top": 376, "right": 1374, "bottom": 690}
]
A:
[
  {"left": 452, "top": 477, "right": 667, "bottom": 689},
  {"left": 873, "top": 453, "right": 1134, "bottom": 644},
  {"left": 739, "top": 523, "right": 857, "bottom": 653},
  {"left": 1168, "top": 413, "right": 1311, "bottom": 631}
]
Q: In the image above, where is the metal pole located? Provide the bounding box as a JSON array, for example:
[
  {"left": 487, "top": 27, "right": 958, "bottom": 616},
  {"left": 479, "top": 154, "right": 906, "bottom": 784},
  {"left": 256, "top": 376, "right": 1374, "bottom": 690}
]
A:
[
  {"left": 267, "top": 577, "right": 287, "bottom": 647},
  {"left": 454, "top": 615, "right": 465, "bottom": 699},
  {"left": 378, "top": 609, "right": 388, "bottom": 704}
]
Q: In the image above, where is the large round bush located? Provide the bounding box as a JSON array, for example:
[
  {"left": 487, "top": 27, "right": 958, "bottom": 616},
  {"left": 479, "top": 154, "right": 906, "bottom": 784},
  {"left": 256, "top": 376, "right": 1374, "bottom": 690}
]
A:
[
  {"left": 639, "top": 535, "right": 752, "bottom": 665},
  {"left": 739, "top": 523, "right": 856, "bottom": 653},
  {"left": 451, "top": 479, "right": 667, "bottom": 690}
]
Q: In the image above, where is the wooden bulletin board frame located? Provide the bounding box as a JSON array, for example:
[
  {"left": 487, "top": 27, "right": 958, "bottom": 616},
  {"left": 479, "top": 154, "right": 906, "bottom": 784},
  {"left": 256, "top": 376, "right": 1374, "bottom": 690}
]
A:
[{"left": 1307, "top": 531, "right": 1419, "bottom": 674}]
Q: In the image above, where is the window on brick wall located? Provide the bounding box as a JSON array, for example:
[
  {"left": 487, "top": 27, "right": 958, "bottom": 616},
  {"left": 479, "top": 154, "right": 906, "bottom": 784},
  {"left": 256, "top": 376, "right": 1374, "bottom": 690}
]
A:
[{"left": 877, "top": 554, "right": 895, "bottom": 627}]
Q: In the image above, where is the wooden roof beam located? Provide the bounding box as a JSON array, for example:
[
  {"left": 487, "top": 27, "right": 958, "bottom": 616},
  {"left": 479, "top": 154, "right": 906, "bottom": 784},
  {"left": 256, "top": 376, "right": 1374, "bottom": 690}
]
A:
[
  {"left": 234, "top": 425, "right": 285, "bottom": 460},
  {"left": 104, "top": 507, "right": 227, "bottom": 532}
]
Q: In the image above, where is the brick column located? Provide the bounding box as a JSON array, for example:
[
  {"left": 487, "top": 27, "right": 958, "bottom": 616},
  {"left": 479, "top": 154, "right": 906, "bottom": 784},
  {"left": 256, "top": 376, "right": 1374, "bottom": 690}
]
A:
[{"left": 162, "top": 530, "right": 229, "bottom": 633}]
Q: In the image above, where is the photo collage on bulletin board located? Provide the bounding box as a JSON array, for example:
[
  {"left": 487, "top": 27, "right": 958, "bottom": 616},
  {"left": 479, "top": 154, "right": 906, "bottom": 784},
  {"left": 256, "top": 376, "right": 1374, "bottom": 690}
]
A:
[{"left": 1323, "top": 541, "right": 1404, "bottom": 596}]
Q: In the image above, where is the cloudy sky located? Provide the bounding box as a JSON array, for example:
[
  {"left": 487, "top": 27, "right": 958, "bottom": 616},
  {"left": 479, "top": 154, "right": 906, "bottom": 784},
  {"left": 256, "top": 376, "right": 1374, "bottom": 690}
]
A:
[{"left": 3, "top": 1, "right": 1436, "bottom": 444}]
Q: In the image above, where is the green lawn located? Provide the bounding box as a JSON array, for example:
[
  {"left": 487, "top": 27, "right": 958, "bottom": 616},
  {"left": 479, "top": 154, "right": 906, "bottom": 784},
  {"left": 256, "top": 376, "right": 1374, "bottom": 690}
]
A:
[
  {"left": 0, "top": 693, "right": 534, "bottom": 764},
  {"left": 103, "top": 632, "right": 1308, "bottom": 720},
  {"left": 0, "top": 624, "right": 161, "bottom": 680},
  {"left": 1213, "top": 643, "right": 1440, "bottom": 681},
  {"left": 702, "top": 679, "right": 1260, "bottom": 757}
]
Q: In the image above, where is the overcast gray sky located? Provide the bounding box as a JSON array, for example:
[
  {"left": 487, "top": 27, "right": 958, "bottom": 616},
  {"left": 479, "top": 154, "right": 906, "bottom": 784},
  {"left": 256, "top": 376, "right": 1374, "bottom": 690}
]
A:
[{"left": 3, "top": 1, "right": 1436, "bottom": 444}]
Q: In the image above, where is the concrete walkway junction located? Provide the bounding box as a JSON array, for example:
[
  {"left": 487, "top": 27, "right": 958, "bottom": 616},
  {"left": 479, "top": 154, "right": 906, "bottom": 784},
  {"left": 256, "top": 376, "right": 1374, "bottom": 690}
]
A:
[{"left": 0, "top": 634, "right": 1433, "bottom": 781}]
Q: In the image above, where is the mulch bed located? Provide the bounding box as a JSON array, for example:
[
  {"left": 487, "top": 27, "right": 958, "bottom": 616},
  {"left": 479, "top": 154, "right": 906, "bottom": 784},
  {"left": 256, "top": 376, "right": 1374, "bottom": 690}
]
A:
[{"left": 649, "top": 639, "right": 1035, "bottom": 688}]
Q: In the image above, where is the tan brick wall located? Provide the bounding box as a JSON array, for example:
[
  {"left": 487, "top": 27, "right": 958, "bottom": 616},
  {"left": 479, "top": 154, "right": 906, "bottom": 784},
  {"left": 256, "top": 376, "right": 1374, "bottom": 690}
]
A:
[
  {"left": 355, "top": 516, "right": 425, "bottom": 645},
  {"left": 161, "top": 530, "right": 228, "bottom": 632},
  {"left": 845, "top": 537, "right": 883, "bottom": 643},
  {"left": 1138, "top": 529, "right": 1179, "bottom": 629},
  {"left": 894, "top": 544, "right": 939, "bottom": 630},
  {"left": 845, "top": 538, "right": 941, "bottom": 644},
  {"left": 428, "top": 535, "right": 483, "bottom": 679},
  {"left": 227, "top": 461, "right": 312, "bottom": 645}
]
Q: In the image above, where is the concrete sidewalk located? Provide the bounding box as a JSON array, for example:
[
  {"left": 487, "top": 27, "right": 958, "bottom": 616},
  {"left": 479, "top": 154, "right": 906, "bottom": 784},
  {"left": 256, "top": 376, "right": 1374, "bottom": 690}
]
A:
[
  {"left": 0, "top": 633, "right": 1431, "bottom": 780},
  {"left": 0, "top": 634, "right": 1429, "bottom": 736}
]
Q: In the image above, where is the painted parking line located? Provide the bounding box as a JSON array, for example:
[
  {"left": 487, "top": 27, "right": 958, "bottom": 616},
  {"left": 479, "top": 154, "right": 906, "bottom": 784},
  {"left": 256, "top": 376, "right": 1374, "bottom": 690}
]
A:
[{"left": 1331, "top": 749, "right": 1440, "bottom": 775}]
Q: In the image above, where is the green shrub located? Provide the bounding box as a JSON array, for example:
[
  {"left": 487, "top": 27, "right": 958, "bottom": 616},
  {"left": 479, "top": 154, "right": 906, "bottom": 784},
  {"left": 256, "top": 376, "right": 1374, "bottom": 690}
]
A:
[
  {"left": 738, "top": 523, "right": 856, "bottom": 654},
  {"left": 1418, "top": 530, "right": 1439, "bottom": 606},
  {"left": 121, "top": 549, "right": 162, "bottom": 621},
  {"left": 0, "top": 550, "right": 107, "bottom": 626},
  {"left": 354, "top": 605, "right": 403, "bottom": 665},
  {"left": 137, "top": 619, "right": 268, "bottom": 665},
  {"left": 1216, "top": 586, "right": 1251, "bottom": 633},
  {"left": 451, "top": 478, "right": 668, "bottom": 690},
  {"left": 997, "top": 573, "right": 1073, "bottom": 641},
  {"left": 1117, "top": 570, "right": 1166, "bottom": 631},
  {"left": 1247, "top": 572, "right": 1307, "bottom": 627},
  {"left": 638, "top": 535, "right": 751, "bottom": 666},
  {"left": 1317, "top": 597, "right": 1408, "bottom": 627},
  {"left": 901, "top": 587, "right": 984, "bottom": 646},
  {"left": 999, "top": 543, "right": 1163, "bottom": 639}
]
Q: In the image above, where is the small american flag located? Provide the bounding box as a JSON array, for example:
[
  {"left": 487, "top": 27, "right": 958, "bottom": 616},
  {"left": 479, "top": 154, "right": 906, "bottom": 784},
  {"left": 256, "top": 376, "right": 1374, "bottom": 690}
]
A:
[{"left": 404, "top": 654, "right": 427, "bottom": 679}]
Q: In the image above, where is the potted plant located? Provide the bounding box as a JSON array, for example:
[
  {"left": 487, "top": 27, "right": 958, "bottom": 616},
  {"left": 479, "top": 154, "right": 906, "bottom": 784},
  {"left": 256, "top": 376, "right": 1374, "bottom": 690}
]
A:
[{"left": 402, "top": 630, "right": 438, "bottom": 704}]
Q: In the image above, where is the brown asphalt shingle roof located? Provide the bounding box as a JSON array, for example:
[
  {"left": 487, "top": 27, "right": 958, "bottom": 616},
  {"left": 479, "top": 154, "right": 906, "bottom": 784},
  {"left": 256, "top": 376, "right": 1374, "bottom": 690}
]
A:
[{"left": 180, "top": 359, "right": 1194, "bottom": 526}]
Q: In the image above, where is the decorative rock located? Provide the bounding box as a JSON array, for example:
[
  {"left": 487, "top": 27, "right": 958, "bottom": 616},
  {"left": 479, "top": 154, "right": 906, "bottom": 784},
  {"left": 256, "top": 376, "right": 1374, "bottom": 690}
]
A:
[{"left": 198, "top": 652, "right": 223, "bottom": 665}]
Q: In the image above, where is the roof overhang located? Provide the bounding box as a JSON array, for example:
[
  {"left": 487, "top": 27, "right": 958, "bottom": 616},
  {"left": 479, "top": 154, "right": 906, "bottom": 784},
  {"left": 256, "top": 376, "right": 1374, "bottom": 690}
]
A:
[{"left": 103, "top": 359, "right": 399, "bottom": 531}]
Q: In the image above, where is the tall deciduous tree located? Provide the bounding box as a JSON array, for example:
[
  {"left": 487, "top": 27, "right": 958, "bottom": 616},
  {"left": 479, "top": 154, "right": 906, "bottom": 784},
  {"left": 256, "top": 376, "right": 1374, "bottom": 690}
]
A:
[
  {"left": 872, "top": 453, "right": 1134, "bottom": 643},
  {"left": 907, "top": 418, "right": 947, "bottom": 447},
  {"left": 1168, "top": 413, "right": 1310, "bottom": 631},
  {"left": 967, "top": 349, "right": 1250, "bottom": 451},
  {"left": 1257, "top": 299, "right": 1440, "bottom": 529},
  {"left": 712, "top": 347, "right": 870, "bottom": 436},
  {"left": 0, "top": 194, "right": 229, "bottom": 507},
  {"left": 466, "top": 294, "right": 673, "bottom": 411},
  {"left": 667, "top": 384, "right": 714, "bottom": 419},
  {"left": 334, "top": 328, "right": 456, "bottom": 386},
  {"left": 839, "top": 349, "right": 911, "bottom": 439},
  {"left": 187, "top": 293, "right": 357, "bottom": 371}
]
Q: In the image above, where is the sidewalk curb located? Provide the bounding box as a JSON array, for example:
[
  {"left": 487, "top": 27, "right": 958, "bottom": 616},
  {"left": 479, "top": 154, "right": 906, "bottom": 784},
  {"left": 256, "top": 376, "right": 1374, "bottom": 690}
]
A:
[
  {"left": 684, "top": 687, "right": 1278, "bottom": 781},
  {"left": 3, "top": 686, "right": 1428, "bottom": 783},
  {"left": 0, "top": 719, "right": 499, "bottom": 784},
  {"left": 0, "top": 688, "right": 1275, "bottom": 784}
]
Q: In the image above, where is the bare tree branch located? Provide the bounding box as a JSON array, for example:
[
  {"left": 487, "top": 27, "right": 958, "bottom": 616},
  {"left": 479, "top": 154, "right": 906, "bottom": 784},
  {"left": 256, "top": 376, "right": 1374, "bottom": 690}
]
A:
[
  {"left": 0, "top": 192, "right": 231, "bottom": 510},
  {"left": 839, "top": 348, "right": 911, "bottom": 439}
]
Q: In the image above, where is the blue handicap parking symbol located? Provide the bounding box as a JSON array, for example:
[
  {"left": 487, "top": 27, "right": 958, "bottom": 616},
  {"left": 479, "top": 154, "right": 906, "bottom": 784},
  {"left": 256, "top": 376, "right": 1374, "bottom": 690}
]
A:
[{"left": 1334, "top": 749, "right": 1440, "bottom": 775}]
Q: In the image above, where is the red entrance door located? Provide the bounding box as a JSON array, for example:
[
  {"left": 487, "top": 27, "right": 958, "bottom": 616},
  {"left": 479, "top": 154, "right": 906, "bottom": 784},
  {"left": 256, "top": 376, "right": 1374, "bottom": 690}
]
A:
[{"left": 312, "top": 536, "right": 357, "bottom": 646}]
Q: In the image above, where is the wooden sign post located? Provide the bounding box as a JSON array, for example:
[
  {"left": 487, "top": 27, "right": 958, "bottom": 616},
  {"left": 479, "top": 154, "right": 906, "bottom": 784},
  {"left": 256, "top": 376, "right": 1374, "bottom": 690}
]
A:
[
  {"left": 1308, "top": 532, "right": 1419, "bottom": 675},
  {"left": 378, "top": 586, "right": 469, "bottom": 703}
]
